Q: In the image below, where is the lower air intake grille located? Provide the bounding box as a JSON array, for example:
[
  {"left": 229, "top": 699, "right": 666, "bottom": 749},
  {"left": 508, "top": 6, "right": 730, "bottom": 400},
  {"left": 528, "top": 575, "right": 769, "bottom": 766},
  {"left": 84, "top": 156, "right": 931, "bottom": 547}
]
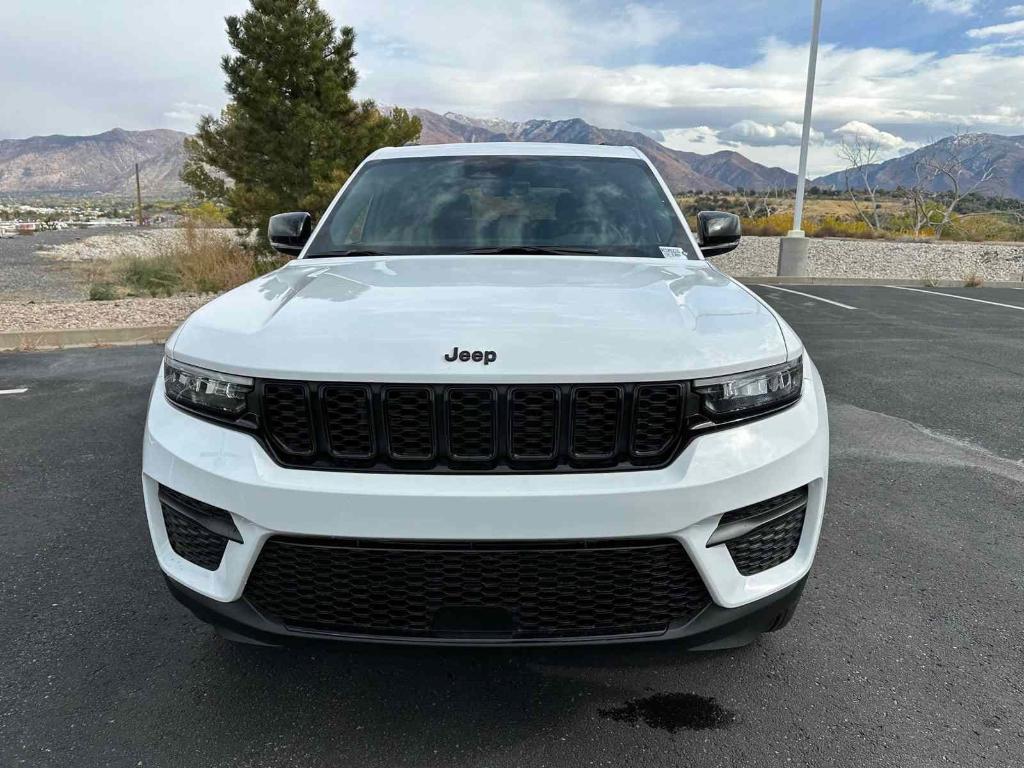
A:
[
  {"left": 727, "top": 507, "right": 806, "bottom": 576},
  {"left": 244, "top": 537, "right": 711, "bottom": 640},
  {"left": 159, "top": 488, "right": 234, "bottom": 571}
]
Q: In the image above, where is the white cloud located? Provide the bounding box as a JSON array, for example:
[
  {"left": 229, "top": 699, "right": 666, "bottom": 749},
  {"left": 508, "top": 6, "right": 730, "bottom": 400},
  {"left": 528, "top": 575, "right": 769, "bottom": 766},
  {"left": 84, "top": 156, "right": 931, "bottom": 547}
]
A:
[
  {"left": 718, "top": 119, "right": 824, "bottom": 146},
  {"left": 361, "top": 34, "right": 1024, "bottom": 134},
  {"left": 661, "top": 127, "right": 844, "bottom": 176},
  {"left": 675, "top": 126, "right": 719, "bottom": 145},
  {"left": 1006, "top": 4, "right": 1024, "bottom": 17},
  {"left": 163, "top": 102, "right": 213, "bottom": 123},
  {"left": 832, "top": 121, "right": 910, "bottom": 151},
  {"left": 966, "top": 19, "right": 1024, "bottom": 38},
  {"left": 913, "top": 0, "right": 976, "bottom": 14}
]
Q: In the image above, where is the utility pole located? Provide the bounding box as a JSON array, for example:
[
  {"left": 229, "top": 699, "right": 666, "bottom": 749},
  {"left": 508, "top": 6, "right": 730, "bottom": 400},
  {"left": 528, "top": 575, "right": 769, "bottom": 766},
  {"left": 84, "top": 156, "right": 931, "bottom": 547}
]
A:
[
  {"left": 778, "top": 0, "right": 823, "bottom": 277},
  {"left": 135, "top": 162, "right": 144, "bottom": 227}
]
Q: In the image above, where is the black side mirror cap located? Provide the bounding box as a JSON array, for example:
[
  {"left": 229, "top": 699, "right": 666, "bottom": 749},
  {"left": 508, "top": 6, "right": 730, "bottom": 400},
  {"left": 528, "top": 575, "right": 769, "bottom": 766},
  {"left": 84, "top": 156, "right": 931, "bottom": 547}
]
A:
[
  {"left": 268, "top": 212, "right": 313, "bottom": 256},
  {"left": 697, "top": 211, "right": 741, "bottom": 257}
]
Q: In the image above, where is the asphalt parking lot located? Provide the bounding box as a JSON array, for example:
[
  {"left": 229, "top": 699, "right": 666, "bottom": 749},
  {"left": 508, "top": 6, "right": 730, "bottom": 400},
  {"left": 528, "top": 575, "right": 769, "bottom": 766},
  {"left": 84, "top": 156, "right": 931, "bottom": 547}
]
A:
[{"left": 1, "top": 285, "right": 1022, "bottom": 767}]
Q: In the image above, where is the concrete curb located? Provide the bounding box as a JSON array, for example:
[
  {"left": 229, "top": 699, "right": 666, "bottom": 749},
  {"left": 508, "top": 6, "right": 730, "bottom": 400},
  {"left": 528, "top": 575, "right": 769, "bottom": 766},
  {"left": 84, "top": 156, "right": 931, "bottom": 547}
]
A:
[
  {"left": 0, "top": 325, "right": 176, "bottom": 352},
  {"left": 737, "top": 276, "right": 1024, "bottom": 288}
]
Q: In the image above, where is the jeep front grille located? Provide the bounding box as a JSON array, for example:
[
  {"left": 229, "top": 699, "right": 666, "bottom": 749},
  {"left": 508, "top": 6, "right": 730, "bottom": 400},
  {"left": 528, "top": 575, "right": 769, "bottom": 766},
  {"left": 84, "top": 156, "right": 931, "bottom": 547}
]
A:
[
  {"left": 257, "top": 381, "right": 689, "bottom": 472},
  {"left": 244, "top": 537, "right": 711, "bottom": 640}
]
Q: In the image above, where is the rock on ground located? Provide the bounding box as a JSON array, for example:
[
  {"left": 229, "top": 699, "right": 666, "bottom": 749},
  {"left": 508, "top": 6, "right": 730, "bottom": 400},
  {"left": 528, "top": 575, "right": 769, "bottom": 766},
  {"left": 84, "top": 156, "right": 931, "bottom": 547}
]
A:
[
  {"left": 715, "top": 236, "right": 1024, "bottom": 281},
  {"left": 0, "top": 295, "right": 212, "bottom": 333}
]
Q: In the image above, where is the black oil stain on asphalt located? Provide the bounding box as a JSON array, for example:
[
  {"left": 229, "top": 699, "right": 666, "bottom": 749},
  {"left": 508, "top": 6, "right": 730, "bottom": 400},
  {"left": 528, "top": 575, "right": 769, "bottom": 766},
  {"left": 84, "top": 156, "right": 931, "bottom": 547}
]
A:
[{"left": 599, "top": 693, "right": 735, "bottom": 733}]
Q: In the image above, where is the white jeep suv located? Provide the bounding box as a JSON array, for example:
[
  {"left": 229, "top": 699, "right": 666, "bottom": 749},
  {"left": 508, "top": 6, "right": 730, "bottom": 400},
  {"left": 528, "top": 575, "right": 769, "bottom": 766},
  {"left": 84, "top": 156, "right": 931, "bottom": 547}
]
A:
[{"left": 143, "top": 143, "right": 828, "bottom": 648}]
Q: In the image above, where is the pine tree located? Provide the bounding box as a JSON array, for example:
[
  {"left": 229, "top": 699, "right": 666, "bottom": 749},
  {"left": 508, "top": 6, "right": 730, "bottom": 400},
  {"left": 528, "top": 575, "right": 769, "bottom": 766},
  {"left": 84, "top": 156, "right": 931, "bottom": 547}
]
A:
[{"left": 182, "top": 0, "right": 420, "bottom": 230}]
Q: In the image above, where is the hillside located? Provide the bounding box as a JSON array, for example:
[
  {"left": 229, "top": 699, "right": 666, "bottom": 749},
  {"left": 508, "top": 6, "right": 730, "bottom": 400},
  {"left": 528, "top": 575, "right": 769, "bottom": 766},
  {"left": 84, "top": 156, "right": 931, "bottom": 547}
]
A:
[
  {"left": 0, "top": 128, "right": 188, "bottom": 199},
  {"left": 412, "top": 110, "right": 797, "bottom": 192},
  {"left": 813, "top": 133, "right": 1024, "bottom": 199},
  {"left": 8, "top": 119, "right": 1024, "bottom": 202}
]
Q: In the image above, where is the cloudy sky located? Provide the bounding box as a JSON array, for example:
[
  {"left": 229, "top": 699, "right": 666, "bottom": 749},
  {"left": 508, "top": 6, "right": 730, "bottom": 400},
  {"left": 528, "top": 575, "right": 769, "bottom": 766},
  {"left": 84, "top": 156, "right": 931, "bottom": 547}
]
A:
[{"left": 4, "top": 0, "right": 1024, "bottom": 174}]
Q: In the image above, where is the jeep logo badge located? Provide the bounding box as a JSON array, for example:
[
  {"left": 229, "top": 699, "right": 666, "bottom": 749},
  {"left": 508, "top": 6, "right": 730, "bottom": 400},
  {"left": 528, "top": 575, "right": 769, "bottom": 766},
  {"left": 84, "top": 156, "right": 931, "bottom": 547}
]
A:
[{"left": 444, "top": 346, "right": 497, "bottom": 365}]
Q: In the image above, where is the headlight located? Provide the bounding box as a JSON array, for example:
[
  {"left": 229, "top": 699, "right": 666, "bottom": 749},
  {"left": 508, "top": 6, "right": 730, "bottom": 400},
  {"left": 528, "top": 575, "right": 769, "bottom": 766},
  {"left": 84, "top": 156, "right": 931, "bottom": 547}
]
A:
[
  {"left": 163, "top": 357, "right": 253, "bottom": 418},
  {"left": 693, "top": 357, "right": 803, "bottom": 419}
]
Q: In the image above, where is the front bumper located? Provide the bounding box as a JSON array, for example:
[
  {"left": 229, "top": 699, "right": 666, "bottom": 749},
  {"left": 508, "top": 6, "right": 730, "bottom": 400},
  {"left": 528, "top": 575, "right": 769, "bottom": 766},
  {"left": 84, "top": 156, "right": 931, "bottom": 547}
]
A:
[{"left": 142, "top": 359, "right": 829, "bottom": 644}]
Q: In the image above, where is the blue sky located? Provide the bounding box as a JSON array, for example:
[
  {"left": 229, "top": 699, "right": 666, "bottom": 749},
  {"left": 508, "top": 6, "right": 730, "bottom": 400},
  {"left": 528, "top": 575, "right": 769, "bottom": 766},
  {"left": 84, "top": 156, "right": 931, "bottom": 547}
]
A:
[{"left": 4, "top": 0, "right": 1024, "bottom": 174}]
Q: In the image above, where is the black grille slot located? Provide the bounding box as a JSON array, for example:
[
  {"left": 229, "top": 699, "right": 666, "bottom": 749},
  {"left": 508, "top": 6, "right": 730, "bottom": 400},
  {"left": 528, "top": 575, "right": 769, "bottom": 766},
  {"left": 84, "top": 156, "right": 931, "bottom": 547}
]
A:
[
  {"left": 447, "top": 387, "right": 497, "bottom": 461},
  {"left": 159, "top": 487, "right": 236, "bottom": 571},
  {"left": 631, "top": 384, "right": 683, "bottom": 457},
  {"left": 263, "top": 382, "right": 314, "bottom": 455},
  {"left": 509, "top": 386, "right": 559, "bottom": 461},
  {"left": 719, "top": 487, "right": 808, "bottom": 526},
  {"left": 384, "top": 387, "right": 436, "bottom": 460},
  {"left": 727, "top": 507, "right": 806, "bottom": 575},
  {"left": 321, "top": 385, "right": 374, "bottom": 459},
  {"left": 245, "top": 537, "right": 711, "bottom": 640},
  {"left": 571, "top": 386, "right": 621, "bottom": 460}
]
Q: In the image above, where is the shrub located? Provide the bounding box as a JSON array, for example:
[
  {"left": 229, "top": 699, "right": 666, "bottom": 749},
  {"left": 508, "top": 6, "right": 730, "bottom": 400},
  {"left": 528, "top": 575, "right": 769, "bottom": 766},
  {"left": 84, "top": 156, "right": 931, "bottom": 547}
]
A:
[
  {"left": 88, "top": 283, "right": 118, "bottom": 301},
  {"left": 122, "top": 253, "right": 182, "bottom": 296},
  {"left": 99, "top": 215, "right": 285, "bottom": 298},
  {"left": 738, "top": 213, "right": 791, "bottom": 237},
  {"left": 964, "top": 272, "right": 983, "bottom": 288},
  {"left": 171, "top": 221, "right": 260, "bottom": 294},
  {"left": 943, "top": 214, "right": 1024, "bottom": 242},
  {"left": 809, "top": 216, "right": 881, "bottom": 239},
  {"left": 738, "top": 213, "right": 883, "bottom": 239}
]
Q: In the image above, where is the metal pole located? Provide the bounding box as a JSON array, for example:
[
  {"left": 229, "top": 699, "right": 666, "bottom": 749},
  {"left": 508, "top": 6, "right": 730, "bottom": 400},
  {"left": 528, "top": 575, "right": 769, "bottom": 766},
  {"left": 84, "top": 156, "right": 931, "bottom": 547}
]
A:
[
  {"left": 135, "top": 162, "right": 144, "bottom": 227},
  {"left": 791, "top": 0, "right": 823, "bottom": 235}
]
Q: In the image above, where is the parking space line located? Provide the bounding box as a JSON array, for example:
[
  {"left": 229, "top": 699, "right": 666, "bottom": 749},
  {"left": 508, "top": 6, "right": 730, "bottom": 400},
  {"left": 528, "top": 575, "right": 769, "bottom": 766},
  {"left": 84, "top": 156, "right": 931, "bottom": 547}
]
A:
[
  {"left": 756, "top": 285, "right": 858, "bottom": 310},
  {"left": 0, "top": 388, "right": 28, "bottom": 395},
  {"left": 886, "top": 286, "right": 1024, "bottom": 312}
]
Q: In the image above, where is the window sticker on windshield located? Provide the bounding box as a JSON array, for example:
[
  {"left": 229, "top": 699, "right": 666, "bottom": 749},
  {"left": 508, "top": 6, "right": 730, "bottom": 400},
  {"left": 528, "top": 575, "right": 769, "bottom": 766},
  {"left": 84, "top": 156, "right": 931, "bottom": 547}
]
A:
[{"left": 659, "top": 247, "right": 686, "bottom": 259}]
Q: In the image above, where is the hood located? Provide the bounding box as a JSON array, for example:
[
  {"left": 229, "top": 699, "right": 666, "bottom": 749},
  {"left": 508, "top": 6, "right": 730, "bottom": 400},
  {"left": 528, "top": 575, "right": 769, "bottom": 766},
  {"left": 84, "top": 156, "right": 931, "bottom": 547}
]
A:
[{"left": 169, "top": 255, "right": 793, "bottom": 382}]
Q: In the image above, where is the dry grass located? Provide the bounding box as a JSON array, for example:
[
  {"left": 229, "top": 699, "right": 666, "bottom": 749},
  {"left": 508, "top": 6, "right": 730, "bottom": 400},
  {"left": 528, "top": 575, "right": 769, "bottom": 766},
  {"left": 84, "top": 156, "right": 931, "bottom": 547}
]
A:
[
  {"left": 738, "top": 213, "right": 882, "bottom": 239},
  {"left": 963, "top": 272, "right": 984, "bottom": 288},
  {"left": 85, "top": 219, "right": 284, "bottom": 299}
]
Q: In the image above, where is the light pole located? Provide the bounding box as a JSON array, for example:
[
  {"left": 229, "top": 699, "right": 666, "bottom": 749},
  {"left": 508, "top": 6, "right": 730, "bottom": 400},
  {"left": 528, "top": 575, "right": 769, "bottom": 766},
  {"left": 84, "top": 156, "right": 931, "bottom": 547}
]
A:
[{"left": 778, "top": 0, "right": 823, "bottom": 277}]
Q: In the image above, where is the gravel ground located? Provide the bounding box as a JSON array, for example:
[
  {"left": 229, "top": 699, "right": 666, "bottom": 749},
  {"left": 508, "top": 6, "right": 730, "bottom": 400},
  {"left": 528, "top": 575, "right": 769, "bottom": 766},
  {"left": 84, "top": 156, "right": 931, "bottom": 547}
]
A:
[
  {"left": 40, "top": 228, "right": 183, "bottom": 263},
  {"left": 41, "top": 227, "right": 238, "bottom": 263},
  {"left": 0, "top": 295, "right": 212, "bottom": 333},
  {"left": 0, "top": 228, "right": 137, "bottom": 302},
  {"left": 716, "top": 235, "right": 1024, "bottom": 281}
]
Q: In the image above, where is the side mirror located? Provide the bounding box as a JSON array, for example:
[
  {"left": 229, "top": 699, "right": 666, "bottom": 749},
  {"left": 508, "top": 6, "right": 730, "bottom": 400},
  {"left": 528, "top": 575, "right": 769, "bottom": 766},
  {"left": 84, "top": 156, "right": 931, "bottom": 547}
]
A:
[
  {"left": 268, "top": 212, "right": 313, "bottom": 256},
  {"left": 696, "top": 211, "right": 741, "bottom": 257}
]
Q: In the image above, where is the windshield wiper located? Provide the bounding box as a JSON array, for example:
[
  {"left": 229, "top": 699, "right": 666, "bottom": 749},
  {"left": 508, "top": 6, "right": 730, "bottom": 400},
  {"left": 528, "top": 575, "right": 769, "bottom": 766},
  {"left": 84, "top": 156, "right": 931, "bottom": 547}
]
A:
[
  {"left": 461, "top": 246, "right": 600, "bottom": 255},
  {"left": 304, "top": 249, "right": 392, "bottom": 258}
]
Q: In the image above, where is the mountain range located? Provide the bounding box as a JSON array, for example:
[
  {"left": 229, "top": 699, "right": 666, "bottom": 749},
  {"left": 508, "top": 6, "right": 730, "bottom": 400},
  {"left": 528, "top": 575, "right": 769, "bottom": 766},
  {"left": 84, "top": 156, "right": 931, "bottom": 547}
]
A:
[
  {"left": 411, "top": 110, "right": 798, "bottom": 192},
  {"left": 812, "top": 132, "right": 1024, "bottom": 199},
  {"left": 2, "top": 110, "right": 1023, "bottom": 200},
  {"left": 0, "top": 128, "right": 189, "bottom": 199}
]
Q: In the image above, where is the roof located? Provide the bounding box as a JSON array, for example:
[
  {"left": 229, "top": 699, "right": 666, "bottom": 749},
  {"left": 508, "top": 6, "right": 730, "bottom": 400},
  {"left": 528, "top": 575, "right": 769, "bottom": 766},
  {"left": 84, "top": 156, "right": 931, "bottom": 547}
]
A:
[{"left": 367, "top": 142, "right": 645, "bottom": 161}]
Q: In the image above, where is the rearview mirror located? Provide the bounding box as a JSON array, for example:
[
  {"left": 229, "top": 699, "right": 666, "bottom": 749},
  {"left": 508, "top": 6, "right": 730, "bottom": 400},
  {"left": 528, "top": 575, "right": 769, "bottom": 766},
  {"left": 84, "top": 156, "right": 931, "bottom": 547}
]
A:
[
  {"left": 696, "top": 211, "right": 741, "bottom": 257},
  {"left": 268, "top": 212, "right": 313, "bottom": 256}
]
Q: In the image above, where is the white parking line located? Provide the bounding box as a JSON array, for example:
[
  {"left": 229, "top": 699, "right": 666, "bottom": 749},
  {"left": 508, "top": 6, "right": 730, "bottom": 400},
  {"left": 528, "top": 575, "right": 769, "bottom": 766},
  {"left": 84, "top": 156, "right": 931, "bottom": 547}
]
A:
[
  {"left": 886, "top": 286, "right": 1024, "bottom": 312},
  {"left": 0, "top": 388, "right": 28, "bottom": 395},
  {"left": 756, "top": 285, "right": 858, "bottom": 310}
]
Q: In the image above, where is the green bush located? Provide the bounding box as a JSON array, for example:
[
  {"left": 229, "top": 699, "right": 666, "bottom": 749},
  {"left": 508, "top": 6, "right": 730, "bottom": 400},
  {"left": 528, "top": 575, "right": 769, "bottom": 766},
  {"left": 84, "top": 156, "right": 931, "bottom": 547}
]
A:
[
  {"left": 122, "top": 254, "right": 183, "bottom": 297},
  {"left": 88, "top": 283, "right": 118, "bottom": 301}
]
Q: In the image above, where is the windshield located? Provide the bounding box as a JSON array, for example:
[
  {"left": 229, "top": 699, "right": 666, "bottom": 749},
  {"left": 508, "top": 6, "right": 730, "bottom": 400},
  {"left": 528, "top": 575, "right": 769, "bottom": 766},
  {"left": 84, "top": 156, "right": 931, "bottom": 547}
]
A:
[{"left": 304, "top": 155, "right": 697, "bottom": 259}]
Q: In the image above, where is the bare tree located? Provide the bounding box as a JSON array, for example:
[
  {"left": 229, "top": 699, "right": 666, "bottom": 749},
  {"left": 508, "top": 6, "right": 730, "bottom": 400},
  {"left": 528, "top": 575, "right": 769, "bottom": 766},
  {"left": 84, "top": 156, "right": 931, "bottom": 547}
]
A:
[
  {"left": 915, "top": 130, "right": 1000, "bottom": 239},
  {"left": 900, "top": 161, "right": 939, "bottom": 238},
  {"left": 740, "top": 186, "right": 784, "bottom": 219},
  {"left": 837, "top": 136, "right": 885, "bottom": 233}
]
